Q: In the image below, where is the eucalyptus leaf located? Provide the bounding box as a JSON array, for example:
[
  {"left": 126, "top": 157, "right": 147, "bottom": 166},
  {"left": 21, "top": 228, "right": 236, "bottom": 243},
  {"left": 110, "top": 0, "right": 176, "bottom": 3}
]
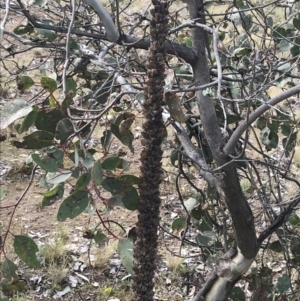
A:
[
  {"left": 55, "top": 118, "right": 73, "bottom": 143},
  {"left": 14, "top": 235, "right": 40, "bottom": 267},
  {"left": 121, "top": 187, "right": 139, "bottom": 210},
  {"left": 117, "top": 239, "right": 134, "bottom": 275},
  {"left": 195, "top": 233, "right": 210, "bottom": 247},
  {"left": 31, "top": 154, "right": 58, "bottom": 172},
  {"left": 17, "top": 76, "right": 34, "bottom": 91},
  {"left": 91, "top": 160, "right": 103, "bottom": 186},
  {"left": 57, "top": 190, "right": 89, "bottom": 221},
  {"left": 41, "top": 76, "right": 57, "bottom": 93},
  {"left": 36, "top": 28, "right": 56, "bottom": 42}
]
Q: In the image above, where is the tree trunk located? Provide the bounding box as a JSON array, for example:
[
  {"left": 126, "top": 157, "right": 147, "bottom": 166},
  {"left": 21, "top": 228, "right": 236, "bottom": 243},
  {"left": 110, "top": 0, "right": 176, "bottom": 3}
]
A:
[{"left": 184, "top": 0, "right": 259, "bottom": 300}]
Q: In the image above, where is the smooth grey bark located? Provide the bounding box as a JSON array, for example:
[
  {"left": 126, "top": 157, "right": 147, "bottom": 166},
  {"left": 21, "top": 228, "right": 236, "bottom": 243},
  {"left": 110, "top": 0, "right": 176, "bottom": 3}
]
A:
[{"left": 184, "top": 0, "right": 258, "bottom": 300}]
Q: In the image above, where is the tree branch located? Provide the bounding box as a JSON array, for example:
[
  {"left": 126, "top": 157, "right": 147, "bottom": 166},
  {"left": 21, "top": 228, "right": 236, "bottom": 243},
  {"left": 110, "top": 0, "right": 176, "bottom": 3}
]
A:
[
  {"left": 83, "top": 0, "right": 119, "bottom": 43},
  {"left": 11, "top": 0, "right": 196, "bottom": 64},
  {"left": 224, "top": 84, "right": 300, "bottom": 155},
  {"left": 169, "top": 120, "right": 221, "bottom": 190},
  {"left": 258, "top": 192, "right": 300, "bottom": 244}
]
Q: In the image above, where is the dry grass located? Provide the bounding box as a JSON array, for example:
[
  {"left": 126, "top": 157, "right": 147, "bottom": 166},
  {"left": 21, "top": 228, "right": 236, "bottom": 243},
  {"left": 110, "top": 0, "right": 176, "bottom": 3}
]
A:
[
  {"left": 93, "top": 240, "right": 117, "bottom": 269},
  {"left": 38, "top": 227, "right": 69, "bottom": 263},
  {"left": 47, "top": 261, "right": 69, "bottom": 289},
  {"left": 165, "top": 254, "right": 184, "bottom": 273}
]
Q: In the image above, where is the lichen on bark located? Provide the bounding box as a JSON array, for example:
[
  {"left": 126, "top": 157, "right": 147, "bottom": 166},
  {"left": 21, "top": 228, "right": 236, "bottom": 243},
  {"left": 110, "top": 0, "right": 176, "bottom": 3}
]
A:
[{"left": 132, "top": 0, "right": 169, "bottom": 300}]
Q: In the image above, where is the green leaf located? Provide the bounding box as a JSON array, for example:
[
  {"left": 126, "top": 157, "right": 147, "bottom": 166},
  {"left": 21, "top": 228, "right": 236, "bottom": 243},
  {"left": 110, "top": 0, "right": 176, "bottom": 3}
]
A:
[
  {"left": 283, "top": 132, "right": 297, "bottom": 157},
  {"left": 266, "top": 130, "right": 278, "bottom": 150},
  {"left": 46, "top": 170, "right": 72, "bottom": 185},
  {"left": 111, "top": 114, "right": 135, "bottom": 153},
  {"left": 235, "top": 0, "right": 248, "bottom": 8},
  {"left": 170, "top": 149, "right": 179, "bottom": 166},
  {"left": 65, "top": 78, "right": 77, "bottom": 94},
  {"left": 31, "top": 154, "right": 58, "bottom": 172},
  {"left": 113, "top": 123, "right": 134, "bottom": 153},
  {"left": 272, "top": 27, "right": 287, "bottom": 40},
  {"left": 266, "top": 16, "right": 273, "bottom": 28},
  {"left": 268, "top": 240, "right": 283, "bottom": 253},
  {"left": 81, "top": 152, "right": 95, "bottom": 168},
  {"left": 91, "top": 160, "right": 103, "bottom": 186},
  {"left": 76, "top": 173, "right": 91, "bottom": 190},
  {"left": 61, "top": 91, "right": 75, "bottom": 110},
  {"left": 251, "top": 25, "right": 259, "bottom": 34},
  {"left": 122, "top": 187, "right": 139, "bottom": 210},
  {"left": 229, "top": 287, "right": 245, "bottom": 301},
  {"left": 195, "top": 233, "right": 210, "bottom": 246},
  {"left": 185, "top": 37, "right": 192, "bottom": 47},
  {"left": 291, "top": 238, "right": 300, "bottom": 259},
  {"left": 18, "top": 131, "right": 55, "bottom": 149},
  {"left": 57, "top": 190, "right": 89, "bottom": 221},
  {"left": 135, "top": 92, "right": 145, "bottom": 104},
  {"left": 0, "top": 280, "right": 25, "bottom": 297},
  {"left": 32, "top": 0, "right": 47, "bottom": 6},
  {"left": 191, "top": 207, "right": 203, "bottom": 220},
  {"left": 17, "top": 76, "right": 34, "bottom": 91},
  {"left": 102, "top": 156, "right": 122, "bottom": 170},
  {"left": 93, "top": 231, "right": 107, "bottom": 244},
  {"left": 13, "top": 24, "right": 34, "bottom": 35},
  {"left": 17, "top": 109, "right": 38, "bottom": 134},
  {"left": 102, "top": 177, "right": 124, "bottom": 194},
  {"left": 1, "top": 259, "right": 18, "bottom": 282},
  {"left": 278, "top": 40, "right": 290, "bottom": 52},
  {"left": 55, "top": 118, "right": 73, "bottom": 143},
  {"left": 277, "top": 274, "right": 291, "bottom": 293},
  {"left": 289, "top": 214, "right": 300, "bottom": 226},
  {"left": 36, "top": 28, "right": 56, "bottom": 42},
  {"left": 281, "top": 124, "right": 292, "bottom": 136},
  {"left": 14, "top": 235, "right": 40, "bottom": 267},
  {"left": 199, "top": 217, "right": 213, "bottom": 232},
  {"left": 277, "top": 62, "right": 291, "bottom": 72},
  {"left": 46, "top": 147, "right": 65, "bottom": 168},
  {"left": 42, "top": 184, "right": 64, "bottom": 206},
  {"left": 290, "top": 45, "right": 300, "bottom": 57},
  {"left": 119, "top": 175, "right": 140, "bottom": 186},
  {"left": 35, "top": 109, "right": 65, "bottom": 134},
  {"left": 293, "top": 18, "right": 300, "bottom": 30},
  {"left": 107, "top": 196, "right": 124, "bottom": 209},
  {"left": 172, "top": 217, "right": 186, "bottom": 231},
  {"left": 43, "top": 183, "right": 63, "bottom": 197},
  {"left": 233, "top": 47, "right": 252, "bottom": 57},
  {"left": 227, "top": 114, "right": 242, "bottom": 125},
  {"left": 69, "top": 38, "right": 79, "bottom": 50},
  {"left": 117, "top": 239, "right": 134, "bottom": 275},
  {"left": 41, "top": 76, "right": 57, "bottom": 93},
  {"left": 0, "top": 186, "right": 6, "bottom": 201},
  {"left": 241, "top": 14, "right": 252, "bottom": 31}
]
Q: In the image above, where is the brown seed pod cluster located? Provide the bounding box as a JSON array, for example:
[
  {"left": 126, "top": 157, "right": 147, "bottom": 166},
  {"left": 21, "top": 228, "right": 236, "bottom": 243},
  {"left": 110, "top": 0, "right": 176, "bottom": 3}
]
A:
[{"left": 132, "top": 0, "right": 169, "bottom": 300}]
